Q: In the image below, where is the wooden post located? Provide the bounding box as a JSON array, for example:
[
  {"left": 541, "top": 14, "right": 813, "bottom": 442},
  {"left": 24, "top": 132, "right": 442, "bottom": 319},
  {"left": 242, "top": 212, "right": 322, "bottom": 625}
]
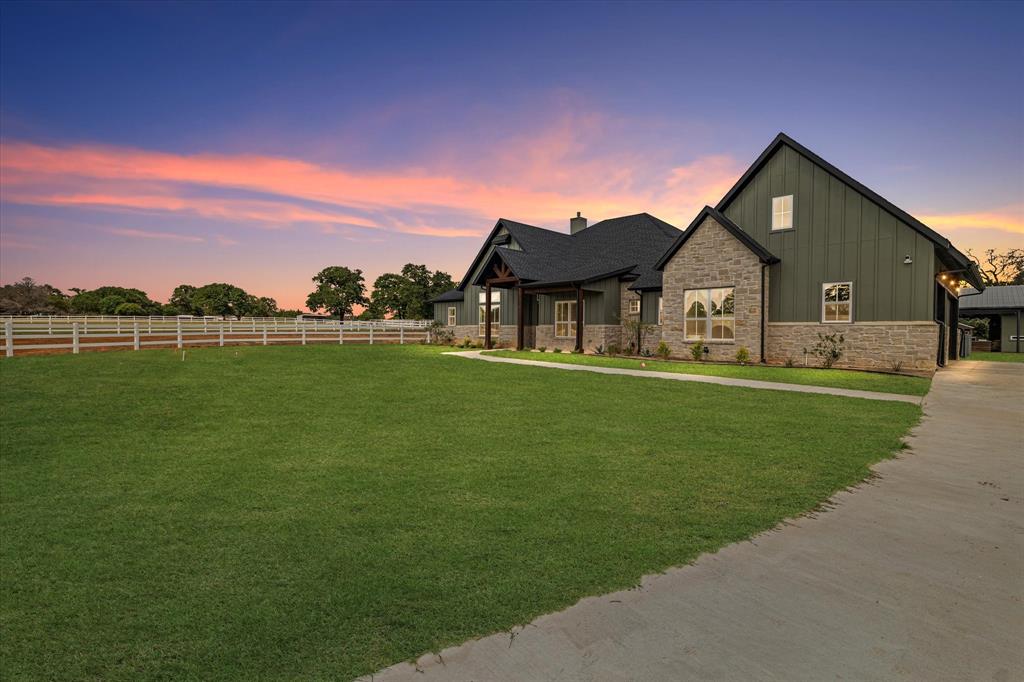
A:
[
  {"left": 219, "top": 325, "right": 224, "bottom": 347},
  {"left": 339, "top": 326, "right": 344, "bottom": 345},
  {"left": 485, "top": 283, "right": 492, "bottom": 349},
  {"left": 516, "top": 287, "right": 524, "bottom": 350},
  {"left": 177, "top": 320, "right": 183, "bottom": 349},
  {"left": 369, "top": 327, "right": 374, "bottom": 345},
  {"left": 133, "top": 322, "right": 140, "bottom": 351},
  {"left": 301, "top": 327, "right": 307, "bottom": 345},
  {"left": 4, "top": 320, "right": 12, "bottom": 358},
  {"left": 116, "top": 318, "right": 121, "bottom": 334},
  {"left": 574, "top": 285, "right": 583, "bottom": 353},
  {"left": 263, "top": 327, "right": 268, "bottom": 346},
  {"left": 400, "top": 326, "right": 404, "bottom": 345},
  {"left": 73, "top": 322, "right": 80, "bottom": 354},
  {"left": 48, "top": 317, "right": 52, "bottom": 335}
]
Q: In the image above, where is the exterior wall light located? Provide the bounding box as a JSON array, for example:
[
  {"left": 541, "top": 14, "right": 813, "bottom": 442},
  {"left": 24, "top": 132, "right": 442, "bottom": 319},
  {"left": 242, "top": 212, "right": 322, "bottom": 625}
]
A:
[{"left": 904, "top": 255, "right": 913, "bottom": 264}]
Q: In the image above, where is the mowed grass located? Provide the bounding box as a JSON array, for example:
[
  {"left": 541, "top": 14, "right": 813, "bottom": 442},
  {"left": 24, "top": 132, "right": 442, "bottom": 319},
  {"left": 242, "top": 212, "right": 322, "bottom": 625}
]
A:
[
  {"left": 489, "top": 349, "right": 931, "bottom": 395},
  {"left": 964, "top": 351, "right": 1024, "bottom": 363},
  {"left": 1, "top": 345, "right": 921, "bottom": 680}
]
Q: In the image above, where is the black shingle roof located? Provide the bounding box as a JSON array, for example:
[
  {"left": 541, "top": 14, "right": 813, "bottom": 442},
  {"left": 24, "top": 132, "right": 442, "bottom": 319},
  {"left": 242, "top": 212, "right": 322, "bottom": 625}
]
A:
[
  {"left": 958, "top": 285, "right": 1024, "bottom": 312},
  {"left": 461, "top": 213, "right": 682, "bottom": 290},
  {"left": 429, "top": 288, "right": 464, "bottom": 303}
]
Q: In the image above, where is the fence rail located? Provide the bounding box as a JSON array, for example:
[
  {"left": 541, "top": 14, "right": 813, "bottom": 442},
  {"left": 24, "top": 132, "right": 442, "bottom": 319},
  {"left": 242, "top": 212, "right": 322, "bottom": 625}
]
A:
[{"left": 1, "top": 316, "right": 433, "bottom": 357}]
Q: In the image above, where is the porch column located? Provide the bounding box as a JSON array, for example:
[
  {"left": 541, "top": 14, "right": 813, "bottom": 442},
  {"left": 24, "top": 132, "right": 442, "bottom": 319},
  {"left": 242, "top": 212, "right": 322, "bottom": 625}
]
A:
[
  {"left": 516, "top": 287, "right": 524, "bottom": 350},
  {"left": 574, "top": 285, "right": 584, "bottom": 353},
  {"left": 485, "top": 283, "right": 492, "bottom": 350}
]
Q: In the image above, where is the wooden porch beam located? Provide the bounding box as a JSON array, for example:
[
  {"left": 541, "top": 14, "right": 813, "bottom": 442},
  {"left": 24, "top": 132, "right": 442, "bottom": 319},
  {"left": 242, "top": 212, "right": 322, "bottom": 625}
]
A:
[
  {"left": 484, "top": 283, "right": 492, "bottom": 350},
  {"left": 516, "top": 288, "right": 524, "bottom": 350},
  {"left": 574, "top": 285, "right": 583, "bottom": 353}
]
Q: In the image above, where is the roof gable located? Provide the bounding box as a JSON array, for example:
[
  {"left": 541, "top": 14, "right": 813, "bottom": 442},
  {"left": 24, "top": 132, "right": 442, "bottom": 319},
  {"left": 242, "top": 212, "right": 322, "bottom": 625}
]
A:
[
  {"left": 655, "top": 206, "right": 778, "bottom": 271},
  {"left": 716, "top": 132, "right": 983, "bottom": 289}
]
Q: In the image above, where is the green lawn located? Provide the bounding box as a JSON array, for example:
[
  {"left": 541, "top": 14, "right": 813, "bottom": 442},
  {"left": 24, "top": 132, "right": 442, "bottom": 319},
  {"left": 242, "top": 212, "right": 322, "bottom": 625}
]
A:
[
  {"left": 1, "top": 345, "right": 921, "bottom": 680},
  {"left": 488, "top": 349, "right": 931, "bottom": 396},
  {"left": 963, "top": 351, "right": 1024, "bottom": 363}
]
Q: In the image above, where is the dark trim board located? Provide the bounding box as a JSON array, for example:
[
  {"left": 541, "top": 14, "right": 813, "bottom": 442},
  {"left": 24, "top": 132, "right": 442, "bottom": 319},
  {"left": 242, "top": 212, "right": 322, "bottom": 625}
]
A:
[{"left": 655, "top": 206, "right": 778, "bottom": 271}]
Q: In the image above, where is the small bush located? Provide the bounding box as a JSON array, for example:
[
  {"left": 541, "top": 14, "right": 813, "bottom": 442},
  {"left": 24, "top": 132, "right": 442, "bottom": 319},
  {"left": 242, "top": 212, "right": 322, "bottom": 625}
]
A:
[
  {"left": 784, "top": 357, "right": 796, "bottom": 368},
  {"left": 553, "top": 347, "right": 562, "bottom": 353},
  {"left": 655, "top": 341, "right": 671, "bottom": 360},
  {"left": 607, "top": 343, "right": 620, "bottom": 355},
  {"left": 735, "top": 347, "right": 750, "bottom": 364},
  {"left": 460, "top": 336, "right": 473, "bottom": 348},
  {"left": 690, "top": 339, "right": 704, "bottom": 361},
  {"left": 811, "top": 332, "right": 845, "bottom": 369},
  {"left": 594, "top": 344, "right": 605, "bottom": 355},
  {"left": 537, "top": 346, "right": 547, "bottom": 352},
  {"left": 640, "top": 347, "right": 653, "bottom": 357},
  {"left": 890, "top": 360, "right": 904, "bottom": 373}
]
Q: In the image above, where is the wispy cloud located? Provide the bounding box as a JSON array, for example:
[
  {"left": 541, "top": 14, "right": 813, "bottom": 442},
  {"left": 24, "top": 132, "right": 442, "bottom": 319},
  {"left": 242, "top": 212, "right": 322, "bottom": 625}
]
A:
[{"left": 106, "top": 227, "right": 205, "bottom": 243}]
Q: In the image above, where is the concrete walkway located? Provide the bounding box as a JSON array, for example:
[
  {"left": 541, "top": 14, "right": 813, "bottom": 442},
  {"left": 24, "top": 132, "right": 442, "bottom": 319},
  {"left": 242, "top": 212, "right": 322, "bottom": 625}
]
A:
[
  {"left": 366, "top": 360, "right": 1023, "bottom": 682},
  {"left": 445, "top": 350, "right": 923, "bottom": 404}
]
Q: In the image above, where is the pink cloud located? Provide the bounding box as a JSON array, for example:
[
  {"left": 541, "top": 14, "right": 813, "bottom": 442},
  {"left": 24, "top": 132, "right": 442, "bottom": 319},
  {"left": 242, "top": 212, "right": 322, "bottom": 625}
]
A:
[{"left": 106, "top": 227, "right": 205, "bottom": 243}]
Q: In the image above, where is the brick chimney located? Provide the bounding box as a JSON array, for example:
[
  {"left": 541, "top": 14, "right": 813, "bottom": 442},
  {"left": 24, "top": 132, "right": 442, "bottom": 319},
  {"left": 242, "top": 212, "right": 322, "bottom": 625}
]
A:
[{"left": 570, "top": 211, "right": 588, "bottom": 234}]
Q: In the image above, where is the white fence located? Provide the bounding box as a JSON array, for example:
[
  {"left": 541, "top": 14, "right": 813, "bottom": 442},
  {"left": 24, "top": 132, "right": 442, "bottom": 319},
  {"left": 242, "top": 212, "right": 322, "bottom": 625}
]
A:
[{"left": 1, "top": 316, "right": 434, "bottom": 357}]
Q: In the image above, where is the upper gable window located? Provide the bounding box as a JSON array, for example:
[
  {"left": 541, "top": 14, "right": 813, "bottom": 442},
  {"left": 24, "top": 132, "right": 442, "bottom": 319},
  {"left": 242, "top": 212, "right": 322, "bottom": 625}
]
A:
[{"left": 772, "top": 195, "right": 793, "bottom": 230}]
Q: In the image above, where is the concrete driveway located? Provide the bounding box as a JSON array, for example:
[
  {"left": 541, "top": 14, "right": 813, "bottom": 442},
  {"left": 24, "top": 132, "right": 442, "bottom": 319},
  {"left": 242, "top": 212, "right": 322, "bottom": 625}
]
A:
[{"left": 365, "top": 360, "right": 1023, "bottom": 682}]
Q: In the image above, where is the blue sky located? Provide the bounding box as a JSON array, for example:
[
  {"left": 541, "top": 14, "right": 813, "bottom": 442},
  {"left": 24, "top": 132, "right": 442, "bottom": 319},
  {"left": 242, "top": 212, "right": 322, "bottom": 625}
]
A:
[{"left": 2, "top": 1, "right": 1021, "bottom": 307}]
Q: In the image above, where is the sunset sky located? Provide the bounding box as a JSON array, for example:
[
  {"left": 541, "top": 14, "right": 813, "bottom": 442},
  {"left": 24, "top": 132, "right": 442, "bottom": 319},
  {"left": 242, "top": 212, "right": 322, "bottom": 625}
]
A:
[{"left": 1, "top": 1, "right": 1021, "bottom": 309}]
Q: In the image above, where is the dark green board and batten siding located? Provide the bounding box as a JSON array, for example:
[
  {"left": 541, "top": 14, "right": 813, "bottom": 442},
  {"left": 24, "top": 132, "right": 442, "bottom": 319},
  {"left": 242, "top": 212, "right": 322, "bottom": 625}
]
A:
[
  {"left": 433, "top": 276, "right": 623, "bottom": 326},
  {"left": 721, "top": 144, "right": 936, "bottom": 323}
]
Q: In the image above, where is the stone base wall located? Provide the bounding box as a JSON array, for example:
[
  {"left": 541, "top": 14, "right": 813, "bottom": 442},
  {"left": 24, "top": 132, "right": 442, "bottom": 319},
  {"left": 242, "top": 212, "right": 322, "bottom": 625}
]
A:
[
  {"left": 766, "top": 322, "right": 939, "bottom": 371},
  {"left": 532, "top": 324, "right": 620, "bottom": 352},
  {"left": 447, "top": 324, "right": 516, "bottom": 346}
]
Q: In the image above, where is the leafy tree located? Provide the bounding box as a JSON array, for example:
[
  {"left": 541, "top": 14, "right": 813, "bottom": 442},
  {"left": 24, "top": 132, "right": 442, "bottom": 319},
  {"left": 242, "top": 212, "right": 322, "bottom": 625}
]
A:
[
  {"left": 0, "top": 277, "right": 69, "bottom": 314},
  {"left": 306, "top": 266, "right": 368, "bottom": 319},
  {"left": 69, "top": 286, "right": 162, "bottom": 315},
  {"left": 192, "top": 283, "right": 253, "bottom": 319},
  {"left": 962, "top": 317, "right": 991, "bottom": 341},
  {"left": 367, "top": 264, "right": 455, "bottom": 319},
  {"left": 113, "top": 302, "right": 146, "bottom": 316},
  {"left": 248, "top": 296, "right": 279, "bottom": 318},
  {"left": 169, "top": 285, "right": 200, "bottom": 315},
  {"left": 967, "top": 248, "right": 1024, "bottom": 286}
]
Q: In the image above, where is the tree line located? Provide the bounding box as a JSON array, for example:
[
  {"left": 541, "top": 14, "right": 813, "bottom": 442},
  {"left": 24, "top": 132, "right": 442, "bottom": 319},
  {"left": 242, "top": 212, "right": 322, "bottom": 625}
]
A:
[{"left": 0, "top": 263, "right": 456, "bottom": 319}]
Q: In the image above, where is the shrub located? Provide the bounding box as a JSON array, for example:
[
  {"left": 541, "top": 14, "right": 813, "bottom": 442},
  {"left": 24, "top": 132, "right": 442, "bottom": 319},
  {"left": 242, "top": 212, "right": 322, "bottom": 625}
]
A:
[
  {"left": 784, "top": 357, "right": 796, "bottom": 368},
  {"left": 890, "top": 360, "right": 904, "bottom": 373},
  {"left": 811, "top": 332, "right": 845, "bottom": 369},
  {"left": 594, "top": 344, "right": 605, "bottom": 355},
  {"left": 963, "top": 317, "right": 990, "bottom": 340},
  {"left": 537, "top": 346, "right": 547, "bottom": 352},
  {"left": 460, "top": 336, "right": 473, "bottom": 348},
  {"left": 640, "top": 347, "right": 653, "bottom": 357},
  {"left": 655, "top": 341, "right": 670, "bottom": 360},
  {"left": 553, "top": 347, "right": 562, "bottom": 353},
  {"left": 690, "top": 339, "right": 704, "bottom": 361},
  {"left": 607, "top": 342, "right": 620, "bottom": 356},
  {"left": 735, "top": 347, "right": 750, "bottom": 364}
]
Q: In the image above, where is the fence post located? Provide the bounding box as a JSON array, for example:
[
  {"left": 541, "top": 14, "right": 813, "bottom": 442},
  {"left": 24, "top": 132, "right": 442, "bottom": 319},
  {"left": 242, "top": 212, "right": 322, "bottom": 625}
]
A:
[
  {"left": 73, "top": 323, "right": 80, "bottom": 354},
  {"left": 4, "top": 320, "right": 12, "bottom": 358},
  {"left": 263, "top": 326, "right": 268, "bottom": 346},
  {"left": 116, "top": 318, "right": 121, "bottom": 334},
  {"left": 252, "top": 319, "right": 256, "bottom": 332},
  {"left": 229, "top": 320, "right": 233, "bottom": 333},
  {"left": 369, "top": 327, "right": 374, "bottom": 345},
  {"left": 48, "top": 317, "right": 52, "bottom": 335},
  {"left": 219, "top": 325, "right": 224, "bottom": 347},
  {"left": 133, "top": 322, "right": 140, "bottom": 351},
  {"left": 301, "top": 327, "right": 307, "bottom": 346},
  {"left": 339, "top": 326, "right": 344, "bottom": 345},
  {"left": 204, "top": 319, "right": 208, "bottom": 333},
  {"left": 84, "top": 318, "right": 89, "bottom": 334},
  {"left": 400, "top": 326, "right": 404, "bottom": 345},
  {"left": 149, "top": 319, "right": 153, "bottom": 334},
  {"left": 176, "top": 320, "right": 183, "bottom": 349}
]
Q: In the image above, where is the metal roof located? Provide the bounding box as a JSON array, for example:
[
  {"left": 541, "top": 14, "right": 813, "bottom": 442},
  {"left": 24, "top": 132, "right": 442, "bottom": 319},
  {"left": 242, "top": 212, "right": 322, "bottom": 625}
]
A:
[{"left": 958, "top": 285, "right": 1024, "bottom": 312}]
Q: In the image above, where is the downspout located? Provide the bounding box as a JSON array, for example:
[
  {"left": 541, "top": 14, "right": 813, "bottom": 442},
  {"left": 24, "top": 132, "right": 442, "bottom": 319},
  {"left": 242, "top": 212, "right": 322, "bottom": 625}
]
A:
[
  {"left": 1017, "top": 311, "right": 1021, "bottom": 354},
  {"left": 760, "top": 263, "right": 767, "bottom": 363}
]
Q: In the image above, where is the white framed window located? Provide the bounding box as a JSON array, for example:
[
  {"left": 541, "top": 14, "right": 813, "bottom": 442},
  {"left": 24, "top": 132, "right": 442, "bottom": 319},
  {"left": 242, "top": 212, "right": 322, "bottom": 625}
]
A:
[
  {"left": 478, "top": 291, "right": 500, "bottom": 336},
  {"left": 772, "top": 195, "right": 793, "bottom": 230},
  {"left": 684, "top": 287, "right": 735, "bottom": 341},
  {"left": 657, "top": 296, "right": 664, "bottom": 326},
  {"left": 628, "top": 299, "right": 640, "bottom": 315},
  {"left": 822, "top": 282, "right": 852, "bottom": 323},
  {"left": 554, "top": 300, "right": 578, "bottom": 338},
  {"left": 447, "top": 306, "right": 456, "bottom": 327}
]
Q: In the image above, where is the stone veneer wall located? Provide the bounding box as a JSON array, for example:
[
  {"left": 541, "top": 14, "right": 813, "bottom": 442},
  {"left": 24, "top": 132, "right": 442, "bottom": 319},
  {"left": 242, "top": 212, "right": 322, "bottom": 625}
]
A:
[
  {"left": 660, "top": 216, "right": 767, "bottom": 362},
  {"left": 448, "top": 324, "right": 516, "bottom": 346},
  {"left": 766, "top": 322, "right": 939, "bottom": 370},
  {"left": 532, "top": 324, "right": 620, "bottom": 352}
]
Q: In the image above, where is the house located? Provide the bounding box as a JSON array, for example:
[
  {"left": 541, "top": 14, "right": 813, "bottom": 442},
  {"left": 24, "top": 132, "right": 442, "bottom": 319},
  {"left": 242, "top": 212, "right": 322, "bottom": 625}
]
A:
[
  {"left": 431, "top": 133, "right": 984, "bottom": 370},
  {"left": 959, "top": 285, "right": 1024, "bottom": 353}
]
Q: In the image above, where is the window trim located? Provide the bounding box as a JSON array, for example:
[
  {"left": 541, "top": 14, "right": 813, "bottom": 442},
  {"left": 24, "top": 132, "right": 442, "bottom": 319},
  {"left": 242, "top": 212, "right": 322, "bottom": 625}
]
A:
[
  {"left": 554, "top": 299, "right": 579, "bottom": 338},
  {"left": 771, "top": 194, "right": 794, "bottom": 231},
  {"left": 657, "top": 296, "right": 663, "bottom": 326},
  {"left": 684, "top": 286, "right": 736, "bottom": 342},
  {"left": 821, "top": 281, "right": 853, "bottom": 324},
  {"left": 447, "top": 306, "right": 456, "bottom": 327},
  {"left": 628, "top": 299, "right": 640, "bottom": 315}
]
